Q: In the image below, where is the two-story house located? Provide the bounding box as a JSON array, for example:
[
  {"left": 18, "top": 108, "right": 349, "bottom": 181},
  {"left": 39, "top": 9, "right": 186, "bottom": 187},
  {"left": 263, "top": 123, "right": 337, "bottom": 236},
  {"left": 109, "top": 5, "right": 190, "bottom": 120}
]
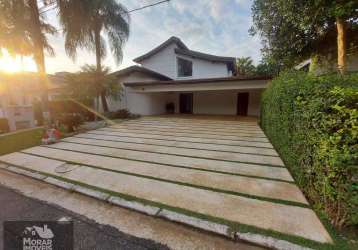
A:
[{"left": 109, "top": 36, "right": 271, "bottom": 116}]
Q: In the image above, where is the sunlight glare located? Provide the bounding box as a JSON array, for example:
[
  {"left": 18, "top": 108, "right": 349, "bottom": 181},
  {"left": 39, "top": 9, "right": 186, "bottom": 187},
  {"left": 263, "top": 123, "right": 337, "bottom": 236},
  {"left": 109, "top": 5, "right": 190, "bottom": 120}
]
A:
[{"left": 0, "top": 49, "right": 37, "bottom": 73}]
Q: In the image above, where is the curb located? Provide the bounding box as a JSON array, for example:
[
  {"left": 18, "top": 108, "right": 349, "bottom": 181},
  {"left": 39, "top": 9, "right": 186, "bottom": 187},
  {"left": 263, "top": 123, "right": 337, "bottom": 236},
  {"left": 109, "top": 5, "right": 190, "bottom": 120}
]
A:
[{"left": 0, "top": 163, "right": 312, "bottom": 250}]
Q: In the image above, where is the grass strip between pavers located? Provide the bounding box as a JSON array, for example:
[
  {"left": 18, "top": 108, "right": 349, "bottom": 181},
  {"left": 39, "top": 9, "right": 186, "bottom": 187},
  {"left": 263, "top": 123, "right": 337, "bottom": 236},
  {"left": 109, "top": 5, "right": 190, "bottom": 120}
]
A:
[
  {"left": 22, "top": 150, "right": 307, "bottom": 208},
  {"left": 42, "top": 143, "right": 293, "bottom": 184},
  {"left": 85, "top": 131, "right": 274, "bottom": 149},
  {"left": 69, "top": 136, "right": 278, "bottom": 157},
  {"left": 0, "top": 161, "right": 338, "bottom": 250}
]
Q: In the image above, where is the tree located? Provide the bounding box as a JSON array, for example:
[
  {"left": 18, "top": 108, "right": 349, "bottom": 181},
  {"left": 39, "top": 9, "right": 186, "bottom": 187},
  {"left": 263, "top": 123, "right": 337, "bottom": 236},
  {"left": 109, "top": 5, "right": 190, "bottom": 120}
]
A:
[
  {"left": 250, "top": 0, "right": 358, "bottom": 73},
  {"left": 57, "top": 0, "right": 130, "bottom": 112},
  {"left": 236, "top": 57, "right": 256, "bottom": 76},
  {"left": 65, "top": 64, "right": 121, "bottom": 111},
  {"left": 0, "top": 0, "right": 57, "bottom": 124},
  {"left": 255, "top": 58, "right": 281, "bottom": 77}
]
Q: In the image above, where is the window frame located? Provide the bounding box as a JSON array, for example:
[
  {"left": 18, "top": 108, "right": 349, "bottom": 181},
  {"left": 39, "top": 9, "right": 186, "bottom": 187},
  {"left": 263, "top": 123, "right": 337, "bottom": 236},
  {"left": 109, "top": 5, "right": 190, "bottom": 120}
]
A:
[{"left": 176, "top": 57, "right": 193, "bottom": 78}]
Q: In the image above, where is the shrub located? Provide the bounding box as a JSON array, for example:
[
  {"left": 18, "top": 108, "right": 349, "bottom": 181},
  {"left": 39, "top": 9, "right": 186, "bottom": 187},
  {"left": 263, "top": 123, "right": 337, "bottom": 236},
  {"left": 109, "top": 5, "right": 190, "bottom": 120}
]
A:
[
  {"left": 56, "top": 113, "right": 83, "bottom": 132},
  {"left": 104, "top": 109, "right": 140, "bottom": 119},
  {"left": 260, "top": 71, "right": 358, "bottom": 227},
  {"left": 0, "top": 118, "right": 10, "bottom": 134}
]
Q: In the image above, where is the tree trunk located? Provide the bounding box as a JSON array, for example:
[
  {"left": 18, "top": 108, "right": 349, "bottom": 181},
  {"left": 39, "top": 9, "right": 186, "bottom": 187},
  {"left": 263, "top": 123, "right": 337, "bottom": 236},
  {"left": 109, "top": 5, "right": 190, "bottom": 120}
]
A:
[
  {"left": 28, "top": 0, "right": 50, "bottom": 124},
  {"left": 336, "top": 17, "right": 346, "bottom": 74},
  {"left": 94, "top": 26, "right": 109, "bottom": 112}
]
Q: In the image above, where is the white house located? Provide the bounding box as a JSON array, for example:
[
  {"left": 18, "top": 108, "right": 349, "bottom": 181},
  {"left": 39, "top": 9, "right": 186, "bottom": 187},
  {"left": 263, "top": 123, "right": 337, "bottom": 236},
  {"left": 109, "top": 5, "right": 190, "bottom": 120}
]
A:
[
  {"left": 0, "top": 72, "right": 68, "bottom": 132},
  {"left": 110, "top": 36, "right": 271, "bottom": 117}
]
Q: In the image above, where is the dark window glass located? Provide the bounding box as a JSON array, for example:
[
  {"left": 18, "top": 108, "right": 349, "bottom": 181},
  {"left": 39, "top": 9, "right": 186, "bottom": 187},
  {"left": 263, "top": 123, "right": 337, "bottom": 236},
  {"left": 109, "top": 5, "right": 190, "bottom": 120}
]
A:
[{"left": 177, "top": 57, "right": 192, "bottom": 77}]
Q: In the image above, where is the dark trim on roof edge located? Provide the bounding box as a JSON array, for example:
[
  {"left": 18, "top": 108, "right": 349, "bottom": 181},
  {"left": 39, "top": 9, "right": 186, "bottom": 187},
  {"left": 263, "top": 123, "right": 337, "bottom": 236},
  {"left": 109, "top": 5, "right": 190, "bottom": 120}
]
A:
[
  {"left": 133, "top": 36, "right": 188, "bottom": 63},
  {"left": 113, "top": 65, "right": 172, "bottom": 80},
  {"left": 174, "top": 48, "right": 235, "bottom": 63},
  {"left": 123, "top": 76, "right": 272, "bottom": 87}
]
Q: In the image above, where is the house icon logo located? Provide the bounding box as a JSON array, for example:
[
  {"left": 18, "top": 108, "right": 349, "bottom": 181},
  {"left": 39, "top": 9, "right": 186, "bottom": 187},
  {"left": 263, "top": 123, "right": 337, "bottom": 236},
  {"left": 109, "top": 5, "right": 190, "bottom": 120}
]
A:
[
  {"left": 4, "top": 221, "right": 73, "bottom": 250},
  {"left": 22, "top": 224, "right": 54, "bottom": 249},
  {"left": 24, "top": 224, "right": 54, "bottom": 239}
]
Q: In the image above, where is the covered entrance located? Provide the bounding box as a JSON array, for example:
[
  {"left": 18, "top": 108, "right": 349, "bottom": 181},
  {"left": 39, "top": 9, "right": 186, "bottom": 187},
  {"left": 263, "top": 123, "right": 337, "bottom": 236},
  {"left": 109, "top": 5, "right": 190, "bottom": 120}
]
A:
[
  {"left": 179, "top": 93, "right": 193, "bottom": 114},
  {"left": 237, "top": 92, "right": 249, "bottom": 116},
  {"left": 123, "top": 76, "right": 270, "bottom": 117}
]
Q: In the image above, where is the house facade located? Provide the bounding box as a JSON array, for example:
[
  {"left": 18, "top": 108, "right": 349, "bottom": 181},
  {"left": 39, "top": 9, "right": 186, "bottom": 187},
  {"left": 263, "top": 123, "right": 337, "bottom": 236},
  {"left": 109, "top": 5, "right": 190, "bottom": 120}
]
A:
[
  {"left": 0, "top": 73, "right": 67, "bottom": 132},
  {"left": 110, "top": 37, "right": 271, "bottom": 117}
]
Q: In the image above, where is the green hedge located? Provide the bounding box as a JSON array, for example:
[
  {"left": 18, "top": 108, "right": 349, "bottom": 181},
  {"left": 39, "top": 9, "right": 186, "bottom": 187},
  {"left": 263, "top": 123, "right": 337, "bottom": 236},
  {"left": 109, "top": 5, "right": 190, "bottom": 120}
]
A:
[{"left": 260, "top": 72, "right": 358, "bottom": 227}]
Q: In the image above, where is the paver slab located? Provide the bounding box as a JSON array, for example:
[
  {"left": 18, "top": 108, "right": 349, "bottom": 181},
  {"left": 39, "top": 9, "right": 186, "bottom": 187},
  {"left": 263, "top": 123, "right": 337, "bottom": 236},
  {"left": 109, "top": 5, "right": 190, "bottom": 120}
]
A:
[
  {"left": 86, "top": 131, "right": 273, "bottom": 148},
  {"left": 22, "top": 146, "right": 303, "bottom": 203},
  {"left": 117, "top": 119, "right": 263, "bottom": 129},
  {"left": 75, "top": 133, "right": 277, "bottom": 155},
  {"left": 0, "top": 152, "right": 332, "bottom": 243},
  {"left": 112, "top": 123, "right": 265, "bottom": 135},
  {"left": 90, "top": 130, "right": 271, "bottom": 148},
  {"left": 62, "top": 138, "right": 282, "bottom": 166},
  {"left": 100, "top": 128, "right": 269, "bottom": 142},
  {"left": 71, "top": 135, "right": 291, "bottom": 181}
]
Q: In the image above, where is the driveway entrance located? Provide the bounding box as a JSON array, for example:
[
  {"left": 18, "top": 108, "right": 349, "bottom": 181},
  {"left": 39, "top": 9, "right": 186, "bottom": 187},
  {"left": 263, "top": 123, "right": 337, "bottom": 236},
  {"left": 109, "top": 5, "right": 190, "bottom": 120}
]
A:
[{"left": 0, "top": 116, "right": 332, "bottom": 247}]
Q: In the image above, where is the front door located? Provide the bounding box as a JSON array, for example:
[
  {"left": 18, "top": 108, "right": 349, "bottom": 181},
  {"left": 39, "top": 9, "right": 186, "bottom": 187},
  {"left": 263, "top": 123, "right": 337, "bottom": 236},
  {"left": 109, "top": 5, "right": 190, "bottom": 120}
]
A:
[
  {"left": 179, "top": 93, "right": 193, "bottom": 114},
  {"left": 237, "top": 92, "right": 249, "bottom": 116}
]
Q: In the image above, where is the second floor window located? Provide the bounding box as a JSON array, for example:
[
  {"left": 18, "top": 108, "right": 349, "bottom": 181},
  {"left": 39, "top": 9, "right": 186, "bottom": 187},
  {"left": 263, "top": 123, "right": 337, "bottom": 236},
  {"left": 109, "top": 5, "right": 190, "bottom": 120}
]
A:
[{"left": 177, "top": 57, "right": 192, "bottom": 77}]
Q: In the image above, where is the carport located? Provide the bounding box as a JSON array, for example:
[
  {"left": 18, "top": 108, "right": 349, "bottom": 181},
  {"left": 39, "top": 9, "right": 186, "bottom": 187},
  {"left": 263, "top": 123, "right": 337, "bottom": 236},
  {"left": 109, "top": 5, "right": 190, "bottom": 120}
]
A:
[{"left": 121, "top": 76, "right": 270, "bottom": 116}]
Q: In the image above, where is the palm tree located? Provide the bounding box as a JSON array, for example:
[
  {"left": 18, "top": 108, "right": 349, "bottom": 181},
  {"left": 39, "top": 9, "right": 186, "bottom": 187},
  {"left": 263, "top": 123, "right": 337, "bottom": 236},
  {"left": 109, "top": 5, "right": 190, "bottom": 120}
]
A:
[
  {"left": 0, "top": 0, "right": 56, "bottom": 124},
  {"left": 58, "top": 0, "right": 130, "bottom": 112},
  {"left": 65, "top": 64, "right": 120, "bottom": 102},
  {"left": 236, "top": 57, "right": 256, "bottom": 76}
]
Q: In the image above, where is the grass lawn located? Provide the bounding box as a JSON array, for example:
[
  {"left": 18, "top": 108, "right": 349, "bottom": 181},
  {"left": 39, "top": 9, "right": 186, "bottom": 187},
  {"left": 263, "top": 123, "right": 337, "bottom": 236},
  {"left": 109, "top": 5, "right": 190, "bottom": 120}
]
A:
[{"left": 0, "top": 127, "right": 44, "bottom": 156}]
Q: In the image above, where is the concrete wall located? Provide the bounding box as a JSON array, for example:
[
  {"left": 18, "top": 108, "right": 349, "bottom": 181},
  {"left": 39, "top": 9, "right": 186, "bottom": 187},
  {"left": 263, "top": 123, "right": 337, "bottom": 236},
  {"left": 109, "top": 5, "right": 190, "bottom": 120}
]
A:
[
  {"left": 119, "top": 89, "right": 262, "bottom": 117},
  {"left": 139, "top": 43, "right": 231, "bottom": 80},
  {"left": 193, "top": 91, "right": 237, "bottom": 115},
  {"left": 193, "top": 90, "right": 262, "bottom": 116}
]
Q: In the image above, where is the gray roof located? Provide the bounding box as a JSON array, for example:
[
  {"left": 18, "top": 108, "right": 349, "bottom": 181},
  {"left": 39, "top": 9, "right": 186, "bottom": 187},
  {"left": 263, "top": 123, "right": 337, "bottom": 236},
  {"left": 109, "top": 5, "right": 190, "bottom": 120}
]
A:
[
  {"left": 174, "top": 48, "right": 236, "bottom": 73},
  {"left": 113, "top": 65, "right": 172, "bottom": 80},
  {"left": 133, "top": 36, "right": 236, "bottom": 73},
  {"left": 133, "top": 36, "right": 188, "bottom": 63}
]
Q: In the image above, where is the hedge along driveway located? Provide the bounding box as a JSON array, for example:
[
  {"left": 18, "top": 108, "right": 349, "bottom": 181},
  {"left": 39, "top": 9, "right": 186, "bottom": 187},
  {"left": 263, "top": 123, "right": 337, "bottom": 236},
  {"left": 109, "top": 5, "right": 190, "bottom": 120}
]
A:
[
  {"left": 0, "top": 117, "right": 333, "bottom": 246},
  {"left": 260, "top": 72, "right": 358, "bottom": 229}
]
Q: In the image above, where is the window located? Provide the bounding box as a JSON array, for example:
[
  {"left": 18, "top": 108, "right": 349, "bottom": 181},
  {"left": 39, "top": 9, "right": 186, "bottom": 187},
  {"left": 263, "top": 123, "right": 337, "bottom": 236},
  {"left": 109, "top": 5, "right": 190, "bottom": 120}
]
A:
[{"left": 177, "top": 57, "right": 192, "bottom": 77}]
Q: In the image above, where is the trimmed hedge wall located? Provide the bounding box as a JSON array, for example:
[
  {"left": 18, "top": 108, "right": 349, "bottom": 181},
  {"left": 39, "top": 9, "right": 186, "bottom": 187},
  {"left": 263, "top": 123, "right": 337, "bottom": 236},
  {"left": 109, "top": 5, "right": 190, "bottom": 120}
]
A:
[{"left": 260, "top": 72, "right": 357, "bottom": 227}]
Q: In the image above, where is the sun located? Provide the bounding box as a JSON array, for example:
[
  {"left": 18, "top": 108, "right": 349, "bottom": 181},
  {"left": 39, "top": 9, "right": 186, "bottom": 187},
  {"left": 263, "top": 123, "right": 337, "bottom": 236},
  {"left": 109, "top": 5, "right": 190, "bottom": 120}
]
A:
[{"left": 0, "top": 49, "right": 37, "bottom": 73}]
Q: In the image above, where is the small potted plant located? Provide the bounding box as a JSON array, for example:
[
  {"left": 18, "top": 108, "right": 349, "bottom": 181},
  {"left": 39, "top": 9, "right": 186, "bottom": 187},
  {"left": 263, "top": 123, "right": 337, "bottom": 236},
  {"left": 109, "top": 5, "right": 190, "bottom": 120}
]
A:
[{"left": 165, "top": 102, "right": 175, "bottom": 114}]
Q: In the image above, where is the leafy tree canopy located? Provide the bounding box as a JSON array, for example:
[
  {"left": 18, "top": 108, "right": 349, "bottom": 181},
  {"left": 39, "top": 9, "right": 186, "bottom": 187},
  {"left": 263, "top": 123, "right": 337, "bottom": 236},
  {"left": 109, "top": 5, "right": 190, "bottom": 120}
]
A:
[
  {"left": 250, "top": 0, "right": 358, "bottom": 69},
  {"left": 65, "top": 64, "right": 120, "bottom": 102}
]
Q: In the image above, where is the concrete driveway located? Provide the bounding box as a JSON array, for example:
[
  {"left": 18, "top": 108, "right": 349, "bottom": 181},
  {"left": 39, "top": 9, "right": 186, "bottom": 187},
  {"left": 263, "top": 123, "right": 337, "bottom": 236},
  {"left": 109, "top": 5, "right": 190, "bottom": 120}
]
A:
[{"left": 0, "top": 116, "right": 332, "bottom": 248}]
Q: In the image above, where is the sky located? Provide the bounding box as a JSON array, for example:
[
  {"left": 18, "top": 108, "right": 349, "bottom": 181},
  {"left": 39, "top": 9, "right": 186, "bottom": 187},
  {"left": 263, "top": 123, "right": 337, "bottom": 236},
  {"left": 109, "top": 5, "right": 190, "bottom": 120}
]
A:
[{"left": 1, "top": 0, "right": 263, "bottom": 74}]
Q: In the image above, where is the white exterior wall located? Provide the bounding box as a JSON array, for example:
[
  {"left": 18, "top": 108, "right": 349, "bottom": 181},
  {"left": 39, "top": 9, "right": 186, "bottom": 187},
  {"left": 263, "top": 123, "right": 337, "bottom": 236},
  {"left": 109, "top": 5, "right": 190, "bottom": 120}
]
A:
[
  {"left": 106, "top": 72, "right": 171, "bottom": 114},
  {"left": 176, "top": 55, "right": 230, "bottom": 79},
  {"left": 139, "top": 44, "right": 231, "bottom": 80},
  {"left": 121, "top": 89, "right": 262, "bottom": 117},
  {"left": 193, "top": 90, "right": 261, "bottom": 116},
  {"left": 193, "top": 91, "right": 237, "bottom": 115},
  {"left": 140, "top": 43, "right": 178, "bottom": 79}
]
